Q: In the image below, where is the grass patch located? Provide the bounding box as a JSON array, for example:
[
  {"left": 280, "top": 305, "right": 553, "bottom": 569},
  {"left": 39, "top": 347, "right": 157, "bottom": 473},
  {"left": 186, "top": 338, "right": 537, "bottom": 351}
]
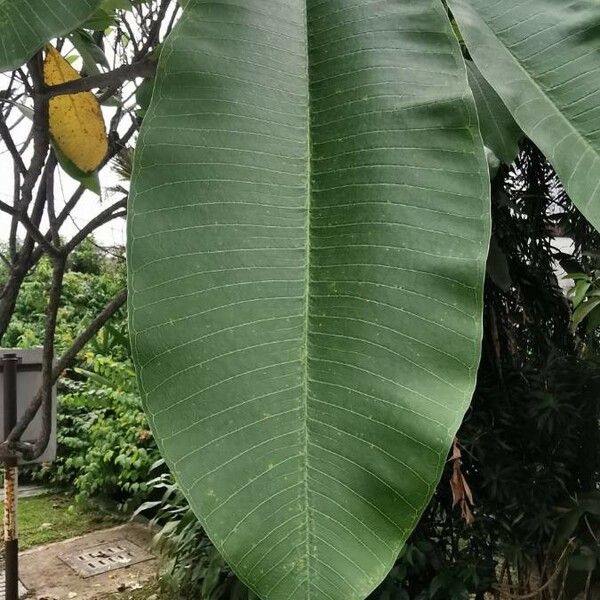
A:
[{"left": 0, "top": 492, "right": 117, "bottom": 550}]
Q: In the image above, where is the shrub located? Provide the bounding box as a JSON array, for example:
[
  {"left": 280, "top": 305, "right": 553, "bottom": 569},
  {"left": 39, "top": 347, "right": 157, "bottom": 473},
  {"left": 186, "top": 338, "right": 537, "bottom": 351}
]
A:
[
  {"left": 2, "top": 248, "right": 126, "bottom": 354},
  {"left": 8, "top": 246, "right": 157, "bottom": 510},
  {"left": 34, "top": 353, "right": 159, "bottom": 511}
]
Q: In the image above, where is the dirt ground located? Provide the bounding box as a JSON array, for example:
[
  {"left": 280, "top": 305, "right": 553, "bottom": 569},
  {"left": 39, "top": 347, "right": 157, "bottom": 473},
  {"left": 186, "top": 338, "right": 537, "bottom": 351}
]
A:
[{"left": 18, "top": 523, "right": 157, "bottom": 600}]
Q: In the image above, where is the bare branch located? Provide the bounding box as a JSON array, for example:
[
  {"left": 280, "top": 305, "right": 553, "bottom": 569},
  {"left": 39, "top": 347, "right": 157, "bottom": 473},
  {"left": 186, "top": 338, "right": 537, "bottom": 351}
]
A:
[
  {"left": 0, "top": 170, "right": 57, "bottom": 345},
  {"left": 21, "top": 54, "right": 49, "bottom": 213},
  {"left": 121, "top": 16, "right": 140, "bottom": 56},
  {"left": 9, "top": 163, "right": 19, "bottom": 261},
  {"left": 5, "top": 257, "right": 66, "bottom": 459},
  {"left": 0, "top": 198, "right": 61, "bottom": 257},
  {"left": 45, "top": 152, "right": 60, "bottom": 245},
  {"left": 0, "top": 114, "right": 26, "bottom": 176},
  {"left": 135, "top": 0, "right": 170, "bottom": 60},
  {"left": 3, "top": 285, "right": 127, "bottom": 460},
  {"left": 43, "top": 57, "right": 156, "bottom": 98},
  {"left": 64, "top": 198, "right": 127, "bottom": 253}
]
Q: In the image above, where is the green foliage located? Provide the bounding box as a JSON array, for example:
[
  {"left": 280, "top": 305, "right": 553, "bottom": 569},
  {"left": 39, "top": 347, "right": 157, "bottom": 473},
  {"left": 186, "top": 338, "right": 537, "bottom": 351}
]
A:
[
  {"left": 2, "top": 241, "right": 125, "bottom": 353},
  {"left": 67, "top": 238, "right": 105, "bottom": 275},
  {"left": 2, "top": 243, "right": 158, "bottom": 511},
  {"left": 0, "top": 0, "right": 102, "bottom": 72},
  {"left": 128, "top": 3, "right": 490, "bottom": 598},
  {"left": 450, "top": 0, "right": 600, "bottom": 232},
  {"left": 456, "top": 142, "right": 600, "bottom": 596},
  {"left": 30, "top": 321, "right": 158, "bottom": 510},
  {"left": 138, "top": 142, "right": 600, "bottom": 600},
  {"left": 567, "top": 270, "right": 600, "bottom": 335},
  {"left": 34, "top": 351, "right": 158, "bottom": 511}
]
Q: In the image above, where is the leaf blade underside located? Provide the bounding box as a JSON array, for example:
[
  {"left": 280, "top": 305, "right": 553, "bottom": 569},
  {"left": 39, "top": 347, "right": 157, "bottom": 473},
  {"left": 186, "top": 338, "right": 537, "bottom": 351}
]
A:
[
  {"left": 466, "top": 60, "right": 522, "bottom": 165},
  {"left": 0, "top": 0, "right": 102, "bottom": 72},
  {"left": 128, "top": 2, "right": 490, "bottom": 599},
  {"left": 449, "top": 0, "right": 600, "bottom": 230}
]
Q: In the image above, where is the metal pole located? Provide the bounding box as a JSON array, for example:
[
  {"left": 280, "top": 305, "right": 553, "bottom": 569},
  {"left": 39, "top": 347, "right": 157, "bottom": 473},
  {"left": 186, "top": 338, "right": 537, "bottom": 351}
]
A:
[{"left": 3, "top": 354, "right": 19, "bottom": 600}]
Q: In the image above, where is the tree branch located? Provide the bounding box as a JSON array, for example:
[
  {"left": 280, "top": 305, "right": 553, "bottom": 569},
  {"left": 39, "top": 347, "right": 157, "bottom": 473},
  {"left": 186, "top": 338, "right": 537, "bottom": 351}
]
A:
[
  {"left": 43, "top": 57, "right": 156, "bottom": 98},
  {"left": 64, "top": 198, "right": 127, "bottom": 253},
  {"left": 53, "top": 288, "right": 127, "bottom": 379},
  {"left": 4, "top": 257, "right": 66, "bottom": 460},
  {"left": 0, "top": 162, "right": 53, "bottom": 342},
  {"left": 9, "top": 164, "right": 19, "bottom": 261},
  {"left": 135, "top": 0, "right": 170, "bottom": 60},
  {"left": 0, "top": 199, "right": 61, "bottom": 257},
  {"left": 21, "top": 54, "right": 49, "bottom": 212},
  {"left": 3, "top": 286, "right": 127, "bottom": 460},
  {"left": 0, "top": 114, "right": 26, "bottom": 176},
  {"left": 45, "top": 152, "right": 60, "bottom": 245}
]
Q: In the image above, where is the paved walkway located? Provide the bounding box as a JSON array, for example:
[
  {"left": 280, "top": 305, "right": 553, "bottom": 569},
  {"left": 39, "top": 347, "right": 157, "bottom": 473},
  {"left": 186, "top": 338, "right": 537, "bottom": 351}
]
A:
[
  {"left": 0, "top": 485, "right": 47, "bottom": 501},
  {"left": 15, "top": 523, "right": 157, "bottom": 600}
]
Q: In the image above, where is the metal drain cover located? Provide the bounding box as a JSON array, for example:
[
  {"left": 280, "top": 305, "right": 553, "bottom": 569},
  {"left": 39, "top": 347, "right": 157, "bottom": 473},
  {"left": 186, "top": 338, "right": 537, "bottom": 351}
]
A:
[{"left": 59, "top": 539, "right": 153, "bottom": 578}]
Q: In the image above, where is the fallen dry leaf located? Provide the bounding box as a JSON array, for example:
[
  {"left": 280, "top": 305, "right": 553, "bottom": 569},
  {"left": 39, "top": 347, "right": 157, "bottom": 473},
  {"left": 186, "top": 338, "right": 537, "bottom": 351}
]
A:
[{"left": 449, "top": 437, "right": 475, "bottom": 525}]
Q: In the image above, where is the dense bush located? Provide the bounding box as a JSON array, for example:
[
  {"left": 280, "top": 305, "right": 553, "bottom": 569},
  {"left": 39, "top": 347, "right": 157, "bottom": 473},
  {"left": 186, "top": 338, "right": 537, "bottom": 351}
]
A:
[
  {"left": 2, "top": 239, "right": 125, "bottom": 352},
  {"left": 34, "top": 350, "right": 159, "bottom": 511},
  {"left": 4, "top": 241, "right": 160, "bottom": 510}
]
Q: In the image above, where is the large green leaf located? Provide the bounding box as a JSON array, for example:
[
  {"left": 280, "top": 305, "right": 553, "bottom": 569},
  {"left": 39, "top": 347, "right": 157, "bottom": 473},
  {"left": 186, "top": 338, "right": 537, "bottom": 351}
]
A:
[
  {"left": 0, "top": 0, "right": 102, "bottom": 72},
  {"left": 128, "top": 2, "right": 490, "bottom": 599},
  {"left": 449, "top": 0, "right": 600, "bottom": 229},
  {"left": 466, "top": 61, "right": 522, "bottom": 165}
]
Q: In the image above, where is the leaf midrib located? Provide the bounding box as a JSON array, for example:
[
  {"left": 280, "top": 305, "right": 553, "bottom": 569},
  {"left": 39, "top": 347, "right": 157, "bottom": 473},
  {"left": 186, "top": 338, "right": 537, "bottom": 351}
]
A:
[{"left": 301, "top": 1, "right": 314, "bottom": 597}]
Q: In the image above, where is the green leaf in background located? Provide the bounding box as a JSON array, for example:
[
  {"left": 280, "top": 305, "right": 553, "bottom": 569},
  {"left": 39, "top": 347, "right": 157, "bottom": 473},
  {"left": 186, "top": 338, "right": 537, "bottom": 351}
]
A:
[
  {"left": 585, "top": 305, "right": 600, "bottom": 333},
  {"left": 82, "top": 9, "right": 116, "bottom": 32},
  {"left": 101, "top": 0, "right": 132, "bottom": 10},
  {"left": 70, "top": 30, "right": 110, "bottom": 75},
  {"left": 572, "top": 298, "right": 600, "bottom": 332},
  {"left": 52, "top": 143, "right": 101, "bottom": 196},
  {"left": 567, "top": 276, "right": 592, "bottom": 310},
  {"left": 466, "top": 61, "right": 522, "bottom": 166},
  {"left": 128, "top": 2, "right": 490, "bottom": 599},
  {"left": 135, "top": 76, "right": 155, "bottom": 119},
  {"left": 83, "top": 0, "right": 132, "bottom": 31},
  {"left": 449, "top": 0, "right": 600, "bottom": 230},
  {"left": 0, "top": 0, "right": 102, "bottom": 72}
]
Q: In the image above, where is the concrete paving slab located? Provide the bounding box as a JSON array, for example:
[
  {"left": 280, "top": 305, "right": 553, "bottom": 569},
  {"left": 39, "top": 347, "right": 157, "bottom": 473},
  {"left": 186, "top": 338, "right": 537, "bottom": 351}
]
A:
[
  {"left": 0, "top": 485, "right": 47, "bottom": 500},
  {"left": 18, "top": 523, "right": 158, "bottom": 600}
]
